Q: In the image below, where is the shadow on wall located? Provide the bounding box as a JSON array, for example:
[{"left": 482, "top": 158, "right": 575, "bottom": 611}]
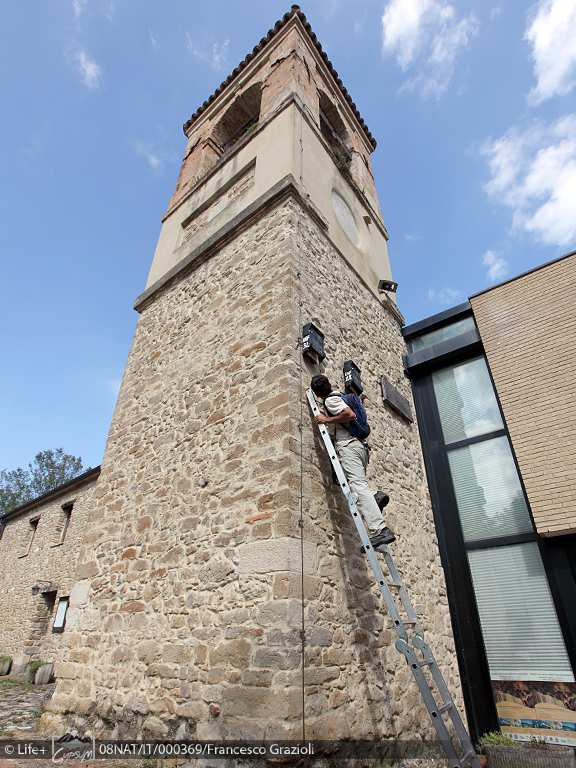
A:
[{"left": 308, "top": 416, "right": 399, "bottom": 738}]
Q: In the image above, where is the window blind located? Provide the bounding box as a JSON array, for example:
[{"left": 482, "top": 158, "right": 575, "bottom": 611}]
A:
[
  {"left": 448, "top": 436, "right": 533, "bottom": 541},
  {"left": 468, "top": 543, "right": 574, "bottom": 682},
  {"left": 432, "top": 356, "right": 503, "bottom": 445}
]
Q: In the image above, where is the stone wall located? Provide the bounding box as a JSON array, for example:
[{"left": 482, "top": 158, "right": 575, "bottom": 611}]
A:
[
  {"left": 0, "top": 478, "right": 98, "bottom": 668},
  {"left": 42, "top": 197, "right": 463, "bottom": 746},
  {"left": 43, "top": 200, "right": 300, "bottom": 739},
  {"left": 296, "top": 204, "right": 464, "bottom": 740}
]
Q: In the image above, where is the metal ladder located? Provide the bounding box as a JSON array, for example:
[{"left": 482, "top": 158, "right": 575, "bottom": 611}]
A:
[{"left": 306, "top": 388, "right": 480, "bottom": 768}]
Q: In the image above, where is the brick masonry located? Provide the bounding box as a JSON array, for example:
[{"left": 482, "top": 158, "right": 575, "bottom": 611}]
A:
[
  {"left": 39, "top": 197, "right": 463, "bottom": 744},
  {"left": 471, "top": 253, "right": 576, "bottom": 536}
]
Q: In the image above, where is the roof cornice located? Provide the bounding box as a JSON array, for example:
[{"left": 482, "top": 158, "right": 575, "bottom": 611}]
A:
[
  {"left": 182, "top": 5, "right": 377, "bottom": 150},
  {"left": 1, "top": 466, "right": 101, "bottom": 523}
]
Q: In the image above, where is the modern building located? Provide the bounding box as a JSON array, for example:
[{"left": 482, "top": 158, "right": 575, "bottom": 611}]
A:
[{"left": 403, "top": 250, "right": 576, "bottom": 746}]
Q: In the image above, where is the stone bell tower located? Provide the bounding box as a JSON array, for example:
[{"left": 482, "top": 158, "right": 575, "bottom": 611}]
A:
[{"left": 42, "top": 5, "right": 464, "bottom": 745}]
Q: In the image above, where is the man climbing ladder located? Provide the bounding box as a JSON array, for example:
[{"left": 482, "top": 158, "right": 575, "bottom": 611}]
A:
[
  {"left": 307, "top": 385, "right": 480, "bottom": 768},
  {"left": 310, "top": 374, "right": 396, "bottom": 550}
]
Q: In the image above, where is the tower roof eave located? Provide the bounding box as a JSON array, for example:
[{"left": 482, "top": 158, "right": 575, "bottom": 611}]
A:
[{"left": 182, "top": 5, "right": 377, "bottom": 151}]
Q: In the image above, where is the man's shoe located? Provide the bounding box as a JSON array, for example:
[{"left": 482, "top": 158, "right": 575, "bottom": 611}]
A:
[
  {"left": 368, "top": 527, "right": 396, "bottom": 550},
  {"left": 374, "top": 491, "right": 390, "bottom": 511}
]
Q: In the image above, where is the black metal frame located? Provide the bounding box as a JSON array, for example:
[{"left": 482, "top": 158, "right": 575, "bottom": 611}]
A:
[
  {"left": 412, "top": 375, "right": 498, "bottom": 742},
  {"left": 409, "top": 334, "right": 576, "bottom": 743}
]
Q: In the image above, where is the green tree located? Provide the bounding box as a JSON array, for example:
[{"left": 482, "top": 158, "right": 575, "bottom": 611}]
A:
[{"left": 0, "top": 449, "right": 87, "bottom": 517}]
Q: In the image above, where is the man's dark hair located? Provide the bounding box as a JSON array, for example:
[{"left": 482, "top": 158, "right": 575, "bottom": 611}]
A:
[{"left": 310, "top": 375, "right": 332, "bottom": 399}]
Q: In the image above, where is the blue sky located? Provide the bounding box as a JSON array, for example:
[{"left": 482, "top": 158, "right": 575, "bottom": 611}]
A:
[{"left": 1, "top": 0, "right": 575, "bottom": 472}]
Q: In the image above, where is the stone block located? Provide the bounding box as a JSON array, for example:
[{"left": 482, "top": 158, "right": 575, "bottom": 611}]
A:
[
  {"left": 142, "top": 716, "right": 169, "bottom": 737},
  {"left": 238, "top": 538, "right": 317, "bottom": 575},
  {"left": 209, "top": 638, "right": 251, "bottom": 669},
  {"left": 253, "top": 598, "right": 301, "bottom": 630},
  {"left": 69, "top": 580, "right": 91, "bottom": 607},
  {"left": 34, "top": 662, "right": 54, "bottom": 685},
  {"left": 120, "top": 600, "right": 145, "bottom": 613},
  {"left": 253, "top": 648, "right": 301, "bottom": 670},
  {"left": 76, "top": 560, "right": 99, "bottom": 579},
  {"left": 273, "top": 573, "right": 322, "bottom": 599},
  {"left": 198, "top": 553, "right": 235, "bottom": 584},
  {"left": 303, "top": 666, "right": 340, "bottom": 685},
  {"left": 162, "top": 644, "right": 192, "bottom": 663},
  {"left": 177, "top": 701, "right": 205, "bottom": 719},
  {"left": 121, "top": 547, "right": 138, "bottom": 560},
  {"left": 221, "top": 686, "right": 300, "bottom": 718},
  {"left": 55, "top": 662, "right": 79, "bottom": 680},
  {"left": 0, "top": 657, "right": 12, "bottom": 676},
  {"left": 137, "top": 640, "right": 160, "bottom": 663},
  {"left": 241, "top": 669, "right": 273, "bottom": 687},
  {"left": 306, "top": 626, "right": 333, "bottom": 646},
  {"left": 11, "top": 655, "right": 29, "bottom": 674}
]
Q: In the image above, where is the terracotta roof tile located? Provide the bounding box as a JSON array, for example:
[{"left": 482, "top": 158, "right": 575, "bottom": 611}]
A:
[{"left": 183, "top": 5, "right": 377, "bottom": 149}]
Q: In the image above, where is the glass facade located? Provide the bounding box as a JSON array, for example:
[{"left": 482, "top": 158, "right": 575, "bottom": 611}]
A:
[
  {"left": 405, "top": 314, "right": 576, "bottom": 744},
  {"left": 447, "top": 437, "right": 533, "bottom": 541},
  {"left": 432, "top": 357, "right": 503, "bottom": 443},
  {"left": 432, "top": 354, "right": 573, "bottom": 687},
  {"left": 408, "top": 315, "right": 476, "bottom": 353}
]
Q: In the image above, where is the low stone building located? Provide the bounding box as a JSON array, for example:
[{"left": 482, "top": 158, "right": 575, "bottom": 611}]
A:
[{"left": 0, "top": 468, "right": 100, "bottom": 674}]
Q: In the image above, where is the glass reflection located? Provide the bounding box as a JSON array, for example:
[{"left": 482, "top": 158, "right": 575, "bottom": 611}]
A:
[
  {"left": 448, "top": 437, "right": 533, "bottom": 541},
  {"left": 433, "top": 357, "right": 503, "bottom": 444}
]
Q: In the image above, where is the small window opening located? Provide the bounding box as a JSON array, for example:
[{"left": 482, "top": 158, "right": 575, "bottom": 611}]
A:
[
  {"left": 57, "top": 502, "right": 73, "bottom": 545},
  {"left": 318, "top": 91, "right": 351, "bottom": 169},
  {"left": 24, "top": 517, "right": 40, "bottom": 557},
  {"left": 213, "top": 83, "right": 262, "bottom": 155},
  {"left": 53, "top": 596, "right": 69, "bottom": 633}
]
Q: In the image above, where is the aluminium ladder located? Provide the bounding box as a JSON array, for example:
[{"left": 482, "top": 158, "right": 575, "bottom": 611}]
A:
[{"left": 306, "top": 388, "right": 480, "bottom": 768}]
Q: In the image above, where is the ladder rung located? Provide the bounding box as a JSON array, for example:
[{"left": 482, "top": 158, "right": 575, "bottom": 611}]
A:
[{"left": 305, "top": 388, "right": 478, "bottom": 768}]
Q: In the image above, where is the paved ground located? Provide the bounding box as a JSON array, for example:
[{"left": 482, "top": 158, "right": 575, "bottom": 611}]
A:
[
  {"left": 0, "top": 680, "right": 149, "bottom": 768},
  {"left": 0, "top": 679, "right": 54, "bottom": 737}
]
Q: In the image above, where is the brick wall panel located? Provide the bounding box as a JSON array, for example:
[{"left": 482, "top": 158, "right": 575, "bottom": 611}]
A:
[{"left": 471, "top": 254, "right": 576, "bottom": 536}]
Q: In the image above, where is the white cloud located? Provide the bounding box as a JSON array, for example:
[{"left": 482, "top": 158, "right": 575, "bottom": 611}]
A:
[
  {"left": 404, "top": 233, "right": 423, "bottom": 242},
  {"left": 381, "top": 0, "right": 479, "bottom": 98},
  {"left": 132, "top": 141, "right": 163, "bottom": 172},
  {"left": 483, "top": 115, "right": 576, "bottom": 247},
  {"left": 490, "top": 6, "right": 502, "bottom": 20},
  {"left": 482, "top": 250, "right": 508, "bottom": 282},
  {"left": 73, "top": 0, "right": 114, "bottom": 21},
  {"left": 72, "top": 0, "right": 87, "bottom": 19},
  {"left": 525, "top": 0, "right": 576, "bottom": 104},
  {"left": 149, "top": 30, "right": 158, "bottom": 50},
  {"left": 72, "top": 48, "right": 102, "bottom": 89},
  {"left": 186, "top": 33, "right": 230, "bottom": 72},
  {"left": 427, "top": 286, "right": 464, "bottom": 305},
  {"left": 104, "top": 0, "right": 115, "bottom": 21}
]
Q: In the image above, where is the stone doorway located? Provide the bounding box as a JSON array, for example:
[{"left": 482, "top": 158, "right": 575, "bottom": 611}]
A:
[{"left": 24, "top": 591, "right": 56, "bottom": 660}]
